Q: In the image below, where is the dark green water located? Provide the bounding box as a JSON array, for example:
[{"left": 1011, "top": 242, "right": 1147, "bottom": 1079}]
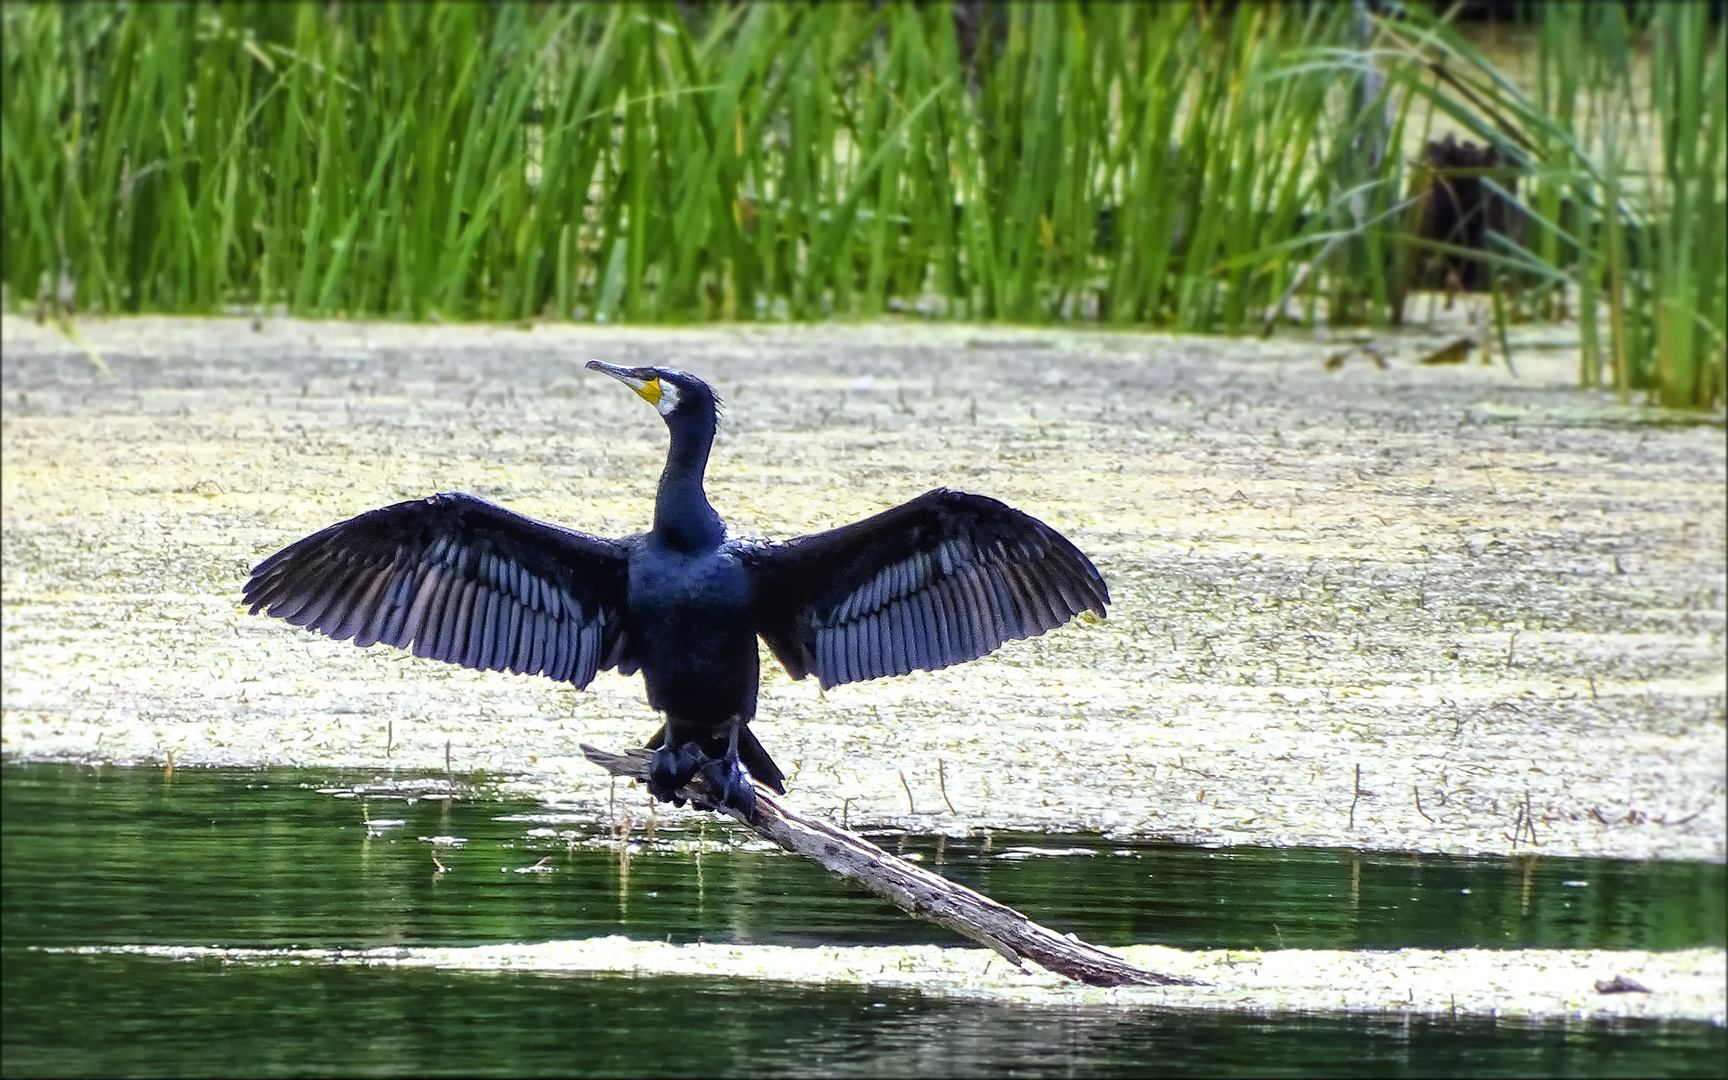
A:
[{"left": 4, "top": 762, "right": 1723, "bottom": 1078}]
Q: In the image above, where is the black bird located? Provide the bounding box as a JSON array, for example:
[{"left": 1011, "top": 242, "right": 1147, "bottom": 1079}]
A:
[{"left": 243, "top": 362, "right": 1109, "bottom": 818}]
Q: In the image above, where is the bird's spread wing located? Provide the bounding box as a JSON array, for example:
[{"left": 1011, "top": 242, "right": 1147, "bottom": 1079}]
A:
[
  {"left": 741, "top": 488, "right": 1108, "bottom": 689},
  {"left": 243, "top": 492, "right": 631, "bottom": 687}
]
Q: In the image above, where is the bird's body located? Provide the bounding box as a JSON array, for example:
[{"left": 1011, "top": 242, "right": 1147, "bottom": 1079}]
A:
[
  {"left": 627, "top": 539, "right": 757, "bottom": 731},
  {"left": 245, "top": 362, "right": 1108, "bottom": 818},
  {"left": 625, "top": 539, "right": 779, "bottom": 801}
]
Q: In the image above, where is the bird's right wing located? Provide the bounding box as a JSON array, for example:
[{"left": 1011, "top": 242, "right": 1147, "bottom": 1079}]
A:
[
  {"left": 243, "top": 492, "right": 632, "bottom": 687},
  {"left": 741, "top": 488, "right": 1108, "bottom": 689}
]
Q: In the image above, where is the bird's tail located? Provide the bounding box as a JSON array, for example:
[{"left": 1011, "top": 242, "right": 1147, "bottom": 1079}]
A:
[{"left": 735, "top": 724, "right": 786, "bottom": 794}]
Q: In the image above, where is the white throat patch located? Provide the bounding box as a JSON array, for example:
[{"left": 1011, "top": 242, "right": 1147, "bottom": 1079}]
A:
[{"left": 654, "top": 380, "right": 681, "bottom": 416}]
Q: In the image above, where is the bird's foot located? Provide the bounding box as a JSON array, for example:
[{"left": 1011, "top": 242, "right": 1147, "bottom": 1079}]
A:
[
  {"left": 700, "top": 754, "right": 757, "bottom": 820},
  {"left": 647, "top": 741, "right": 706, "bottom": 807}
]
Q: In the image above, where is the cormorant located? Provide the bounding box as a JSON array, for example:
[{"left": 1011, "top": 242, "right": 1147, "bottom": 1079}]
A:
[{"left": 243, "top": 362, "right": 1108, "bottom": 818}]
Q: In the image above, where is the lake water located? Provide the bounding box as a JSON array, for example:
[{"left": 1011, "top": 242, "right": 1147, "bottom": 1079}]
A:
[{"left": 4, "top": 762, "right": 1723, "bottom": 1077}]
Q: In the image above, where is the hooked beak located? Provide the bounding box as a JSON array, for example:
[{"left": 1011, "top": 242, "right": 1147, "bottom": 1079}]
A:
[{"left": 587, "top": 360, "right": 664, "bottom": 406}]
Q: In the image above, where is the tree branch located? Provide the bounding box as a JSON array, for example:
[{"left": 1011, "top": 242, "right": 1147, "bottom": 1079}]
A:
[{"left": 581, "top": 744, "right": 1200, "bottom": 988}]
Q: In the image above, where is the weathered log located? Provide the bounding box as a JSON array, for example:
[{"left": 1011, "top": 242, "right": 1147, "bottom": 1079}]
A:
[{"left": 581, "top": 744, "right": 1200, "bottom": 988}]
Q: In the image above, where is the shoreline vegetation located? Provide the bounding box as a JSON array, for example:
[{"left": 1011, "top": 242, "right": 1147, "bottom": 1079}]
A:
[{"left": 2, "top": 3, "right": 1723, "bottom": 408}]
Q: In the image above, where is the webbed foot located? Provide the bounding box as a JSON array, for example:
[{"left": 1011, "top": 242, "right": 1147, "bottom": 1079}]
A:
[
  {"left": 647, "top": 741, "right": 706, "bottom": 806},
  {"left": 700, "top": 754, "right": 757, "bottom": 819}
]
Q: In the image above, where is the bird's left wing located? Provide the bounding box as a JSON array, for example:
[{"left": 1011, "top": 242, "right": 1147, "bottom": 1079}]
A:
[
  {"left": 740, "top": 488, "right": 1107, "bottom": 689},
  {"left": 243, "top": 492, "right": 631, "bottom": 687}
]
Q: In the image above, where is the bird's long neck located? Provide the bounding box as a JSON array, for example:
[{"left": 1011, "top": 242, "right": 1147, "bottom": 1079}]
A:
[{"left": 654, "top": 414, "right": 724, "bottom": 552}]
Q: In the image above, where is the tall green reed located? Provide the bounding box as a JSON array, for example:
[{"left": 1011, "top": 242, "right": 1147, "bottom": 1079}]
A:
[
  {"left": 1383, "top": 3, "right": 1724, "bottom": 408},
  {"left": 3, "top": 2, "right": 1721, "bottom": 407}
]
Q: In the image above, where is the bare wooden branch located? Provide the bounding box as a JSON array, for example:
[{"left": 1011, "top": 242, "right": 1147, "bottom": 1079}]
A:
[{"left": 581, "top": 744, "right": 1200, "bottom": 988}]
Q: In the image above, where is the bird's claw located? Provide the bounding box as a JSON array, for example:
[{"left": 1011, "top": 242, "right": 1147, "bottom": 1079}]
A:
[
  {"left": 700, "top": 756, "right": 757, "bottom": 819},
  {"left": 647, "top": 741, "right": 755, "bottom": 818},
  {"left": 647, "top": 741, "right": 706, "bottom": 804}
]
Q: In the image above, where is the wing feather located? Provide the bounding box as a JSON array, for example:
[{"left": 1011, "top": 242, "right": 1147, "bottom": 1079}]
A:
[
  {"left": 451, "top": 579, "right": 479, "bottom": 664},
  {"left": 743, "top": 488, "right": 1108, "bottom": 690},
  {"left": 844, "top": 620, "right": 863, "bottom": 684},
  {"left": 1002, "top": 559, "right": 1054, "bottom": 632},
  {"left": 402, "top": 568, "right": 441, "bottom": 653},
  {"left": 243, "top": 492, "right": 631, "bottom": 689},
  {"left": 531, "top": 609, "right": 551, "bottom": 676},
  {"left": 506, "top": 602, "right": 528, "bottom": 672},
  {"left": 334, "top": 568, "right": 392, "bottom": 643},
  {"left": 930, "top": 579, "right": 957, "bottom": 666},
  {"left": 460, "top": 586, "right": 488, "bottom": 668},
  {"left": 915, "top": 590, "right": 941, "bottom": 669},
  {"left": 890, "top": 599, "right": 912, "bottom": 676}
]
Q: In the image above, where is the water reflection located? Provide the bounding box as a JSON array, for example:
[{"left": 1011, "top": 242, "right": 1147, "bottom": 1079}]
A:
[
  {"left": 5, "top": 762, "right": 1724, "bottom": 1079},
  {"left": 3, "top": 762, "right": 1720, "bottom": 954}
]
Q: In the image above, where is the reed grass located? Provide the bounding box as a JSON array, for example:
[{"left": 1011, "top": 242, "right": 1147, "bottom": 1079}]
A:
[
  {"left": 1382, "top": 3, "right": 1725, "bottom": 407},
  {"left": 3, "top": 2, "right": 1722, "bottom": 407}
]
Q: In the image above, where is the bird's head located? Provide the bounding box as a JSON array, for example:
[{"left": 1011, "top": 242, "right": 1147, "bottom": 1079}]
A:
[{"left": 586, "top": 361, "right": 719, "bottom": 426}]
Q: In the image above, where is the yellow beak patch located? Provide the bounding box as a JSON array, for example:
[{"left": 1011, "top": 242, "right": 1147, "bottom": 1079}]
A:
[{"left": 636, "top": 378, "right": 663, "bottom": 405}]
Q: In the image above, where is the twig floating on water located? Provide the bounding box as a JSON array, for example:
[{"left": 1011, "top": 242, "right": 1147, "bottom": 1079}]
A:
[
  {"left": 1413, "top": 785, "right": 1436, "bottom": 824},
  {"left": 1348, "top": 763, "right": 1376, "bottom": 831}
]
